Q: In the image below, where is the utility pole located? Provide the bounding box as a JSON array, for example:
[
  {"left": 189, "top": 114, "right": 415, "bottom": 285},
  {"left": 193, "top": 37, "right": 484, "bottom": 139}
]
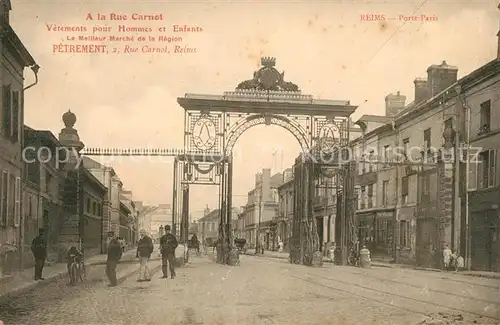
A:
[
  {"left": 255, "top": 193, "right": 262, "bottom": 255},
  {"left": 454, "top": 86, "right": 471, "bottom": 270},
  {"left": 465, "top": 96, "right": 472, "bottom": 271}
]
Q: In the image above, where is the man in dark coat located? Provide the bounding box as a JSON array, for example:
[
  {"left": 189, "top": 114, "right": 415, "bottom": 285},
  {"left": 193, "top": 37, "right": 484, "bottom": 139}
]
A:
[
  {"left": 136, "top": 229, "right": 153, "bottom": 282},
  {"left": 159, "top": 225, "right": 178, "bottom": 279},
  {"left": 31, "top": 229, "right": 47, "bottom": 280},
  {"left": 106, "top": 233, "right": 122, "bottom": 287}
]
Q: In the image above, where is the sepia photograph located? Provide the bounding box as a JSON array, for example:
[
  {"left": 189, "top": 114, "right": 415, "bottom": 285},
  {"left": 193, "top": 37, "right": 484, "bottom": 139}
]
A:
[{"left": 0, "top": 0, "right": 499, "bottom": 324}]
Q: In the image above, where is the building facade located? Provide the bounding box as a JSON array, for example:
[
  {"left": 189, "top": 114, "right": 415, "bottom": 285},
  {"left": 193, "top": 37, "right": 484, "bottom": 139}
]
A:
[
  {"left": 80, "top": 168, "right": 106, "bottom": 256},
  {"left": 347, "top": 38, "right": 500, "bottom": 271},
  {"left": 352, "top": 113, "right": 396, "bottom": 260},
  {"left": 198, "top": 209, "right": 219, "bottom": 242},
  {"left": 351, "top": 61, "right": 460, "bottom": 265},
  {"left": 119, "top": 201, "right": 133, "bottom": 244},
  {"left": 148, "top": 203, "right": 171, "bottom": 238},
  {"left": 239, "top": 169, "right": 282, "bottom": 250},
  {"left": 460, "top": 58, "right": 500, "bottom": 272},
  {"left": 277, "top": 168, "right": 294, "bottom": 251},
  {"left": 22, "top": 127, "right": 66, "bottom": 265},
  {"left": 0, "top": 0, "right": 38, "bottom": 275},
  {"left": 198, "top": 207, "right": 239, "bottom": 243},
  {"left": 82, "top": 156, "right": 122, "bottom": 252},
  {"left": 120, "top": 189, "right": 137, "bottom": 246}
]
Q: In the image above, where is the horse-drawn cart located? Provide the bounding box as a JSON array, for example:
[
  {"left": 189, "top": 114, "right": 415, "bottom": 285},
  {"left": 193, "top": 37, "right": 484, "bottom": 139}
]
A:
[
  {"left": 234, "top": 238, "right": 247, "bottom": 254},
  {"left": 203, "top": 237, "right": 217, "bottom": 255},
  {"left": 187, "top": 234, "right": 201, "bottom": 256}
]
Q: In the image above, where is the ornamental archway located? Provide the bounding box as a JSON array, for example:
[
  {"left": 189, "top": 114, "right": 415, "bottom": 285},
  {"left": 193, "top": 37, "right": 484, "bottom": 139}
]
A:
[
  {"left": 225, "top": 114, "right": 310, "bottom": 155},
  {"left": 176, "top": 57, "right": 358, "bottom": 265}
]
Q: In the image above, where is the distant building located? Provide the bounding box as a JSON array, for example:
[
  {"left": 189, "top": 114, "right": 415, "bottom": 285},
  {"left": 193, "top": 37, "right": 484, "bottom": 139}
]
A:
[
  {"left": 134, "top": 200, "right": 147, "bottom": 232},
  {"left": 198, "top": 209, "right": 219, "bottom": 241},
  {"left": 148, "top": 203, "right": 172, "bottom": 238},
  {"left": 189, "top": 219, "right": 199, "bottom": 235},
  {"left": 82, "top": 156, "right": 123, "bottom": 253},
  {"left": 239, "top": 169, "right": 282, "bottom": 250},
  {"left": 120, "top": 189, "right": 138, "bottom": 245},
  {"left": 198, "top": 207, "right": 239, "bottom": 242},
  {"left": 277, "top": 168, "right": 294, "bottom": 251},
  {"left": 119, "top": 201, "right": 133, "bottom": 244}
]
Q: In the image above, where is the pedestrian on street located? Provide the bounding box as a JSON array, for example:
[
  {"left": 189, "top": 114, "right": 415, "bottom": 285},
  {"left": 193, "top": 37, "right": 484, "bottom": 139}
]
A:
[
  {"left": 455, "top": 253, "right": 464, "bottom": 272},
  {"left": 106, "top": 233, "right": 122, "bottom": 287},
  {"left": 136, "top": 229, "right": 153, "bottom": 282},
  {"left": 443, "top": 244, "right": 452, "bottom": 271},
  {"left": 66, "top": 242, "right": 83, "bottom": 286},
  {"left": 159, "top": 225, "right": 178, "bottom": 279},
  {"left": 31, "top": 229, "right": 47, "bottom": 281}
]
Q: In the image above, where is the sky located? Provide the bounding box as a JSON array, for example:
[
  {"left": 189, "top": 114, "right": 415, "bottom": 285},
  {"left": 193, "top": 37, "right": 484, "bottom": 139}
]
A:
[{"left": 11, "top": 0, "right": 499, "bottom": 219}]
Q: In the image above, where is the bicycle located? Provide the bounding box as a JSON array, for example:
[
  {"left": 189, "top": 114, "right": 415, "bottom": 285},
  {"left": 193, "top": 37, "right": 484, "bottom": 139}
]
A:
[{"left": 68, "top": 255, "right": 86, "bottom": 284}]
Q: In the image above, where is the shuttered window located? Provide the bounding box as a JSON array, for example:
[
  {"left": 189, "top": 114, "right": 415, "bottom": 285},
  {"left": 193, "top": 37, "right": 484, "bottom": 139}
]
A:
[
  {"left": 12, "top": 91, "right": 19, "bottom": 141},
  {"left": 3, "top": 85, "right": 11, "bottom": 136},
  {"left": 478, "top": 150, "right": 496, "bottom": 189},
  {"left": 1, "top": 171, "right": 8, "bottom": 226},
  {"left": 9, "top": 174, "right": 14, "bottom": 225},
  {"left": 14, "top": 177, "right": 20, "bottom": 227}
]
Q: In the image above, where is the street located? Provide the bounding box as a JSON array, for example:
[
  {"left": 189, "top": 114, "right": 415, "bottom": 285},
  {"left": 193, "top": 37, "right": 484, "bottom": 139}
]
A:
[{"left": 0, "top": 254, "right": 498, "bottom": 325}]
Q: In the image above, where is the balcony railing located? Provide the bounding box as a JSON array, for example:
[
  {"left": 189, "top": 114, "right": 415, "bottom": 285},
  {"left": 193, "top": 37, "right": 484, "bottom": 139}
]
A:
[{"left": 359, "top": 196, "right": 374, "bottom": 210}]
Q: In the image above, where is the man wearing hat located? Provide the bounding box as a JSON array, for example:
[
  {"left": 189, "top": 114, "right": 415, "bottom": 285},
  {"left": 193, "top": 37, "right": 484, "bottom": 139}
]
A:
[
  {"left": 31, "top": 229, "right": 47, "bottom": 280},
  {"left": 159, "top": 225, "right": 178, "bottom": 279}
]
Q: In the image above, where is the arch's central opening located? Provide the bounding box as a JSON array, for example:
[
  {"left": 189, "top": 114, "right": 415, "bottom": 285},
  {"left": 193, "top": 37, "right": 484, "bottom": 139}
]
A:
[{"left": 176, "top": 57, "right": 357, "bottom": 266}]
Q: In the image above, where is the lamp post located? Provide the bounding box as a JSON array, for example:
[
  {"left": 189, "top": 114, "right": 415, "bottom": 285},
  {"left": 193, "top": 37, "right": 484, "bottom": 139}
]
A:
[{"left": 182, "top": 183, "right": 189, "bottom": 242}]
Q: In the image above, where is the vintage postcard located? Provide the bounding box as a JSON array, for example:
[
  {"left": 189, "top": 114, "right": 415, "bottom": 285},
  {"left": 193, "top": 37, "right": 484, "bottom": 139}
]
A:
[{"left": 0, "top": 0, "right": 498, "bottom": 324}]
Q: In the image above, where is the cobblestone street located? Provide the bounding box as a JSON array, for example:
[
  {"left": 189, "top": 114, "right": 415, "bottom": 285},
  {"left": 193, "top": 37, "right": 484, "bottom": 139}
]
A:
[{"left": 1, "top": 254, "right": 498, "bottom": 325}]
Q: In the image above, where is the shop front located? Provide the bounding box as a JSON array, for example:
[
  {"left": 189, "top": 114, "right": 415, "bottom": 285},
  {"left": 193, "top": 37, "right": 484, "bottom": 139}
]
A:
[
  {"left": 357, "top": 211, "right": 376, "bottom": 252},
  {"left": 373, "top": 210, "right": 395, "bottom": 258},
  {"left": 469, "top": 187, "right": 500, "bottom": 272},
  {"left": 397, "top": 206, "right": 416, "bottom": 264}
]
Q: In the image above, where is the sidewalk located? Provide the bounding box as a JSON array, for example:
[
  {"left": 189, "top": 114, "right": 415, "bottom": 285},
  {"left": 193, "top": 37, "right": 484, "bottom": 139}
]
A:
[
  {"left": 250, "top": 249, "right": 500, "bottom": 280},
  {"left": 0, "top": 248, "right": 138, "bottom": 299},
  {"left": 0, "top": 243, "right": 190, "bottom": 299}
]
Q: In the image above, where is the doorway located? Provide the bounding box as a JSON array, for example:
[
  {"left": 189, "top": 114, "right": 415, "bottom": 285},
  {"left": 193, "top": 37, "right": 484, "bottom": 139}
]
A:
[
  {"left": 316, "top": 217, "right": 324, "bottom": 251},
  {"left": 471, "top": 210, "right": 498, "bottom": 271}
]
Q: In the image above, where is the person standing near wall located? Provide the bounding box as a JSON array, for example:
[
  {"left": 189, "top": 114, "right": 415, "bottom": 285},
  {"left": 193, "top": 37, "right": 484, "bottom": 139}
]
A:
[
  {"left": 31, "top": 229, "right": 47, "bottom": 280},
  {"left": 106, "top": 233, "right": 122, "bottom": 287},
  {"left": 443, "top": 244, "right": 452, "bottom": 271}
]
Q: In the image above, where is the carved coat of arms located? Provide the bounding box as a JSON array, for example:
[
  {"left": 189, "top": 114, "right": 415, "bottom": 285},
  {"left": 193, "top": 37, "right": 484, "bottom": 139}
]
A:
[{"left": 236, "top": 57, "right": 299, "bottom": 92}]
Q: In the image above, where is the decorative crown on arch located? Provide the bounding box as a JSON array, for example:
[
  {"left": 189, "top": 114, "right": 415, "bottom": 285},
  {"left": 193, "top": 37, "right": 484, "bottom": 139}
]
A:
[
  {"left": 236, "top": 57, "right": 300, "bottom": 92},
  {"left": 261, "top": 56, "right": 276, "bottom": 67}
]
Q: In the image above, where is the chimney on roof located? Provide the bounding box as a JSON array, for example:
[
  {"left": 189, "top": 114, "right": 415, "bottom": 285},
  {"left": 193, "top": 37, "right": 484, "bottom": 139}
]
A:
[
  {"left": 426, "top": 61, "right": 458, "bottom": 97},
  {"left": 413, "top": 77, "right": 429, "bottom": 104},
  {"left": 384, "top": 91, "right": 406, "bottom": 116}
]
